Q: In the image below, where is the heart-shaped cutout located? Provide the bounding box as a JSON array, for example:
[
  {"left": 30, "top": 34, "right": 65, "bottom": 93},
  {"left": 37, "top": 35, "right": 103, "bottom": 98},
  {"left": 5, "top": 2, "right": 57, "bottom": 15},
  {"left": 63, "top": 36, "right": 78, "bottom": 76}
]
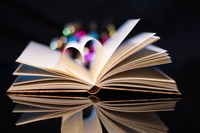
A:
[
  {"left": 57, "top": 36, "right": 104, "bottom": 85},
  {"left": 64, "top": 40, "right": 95, "bottom": 67}
]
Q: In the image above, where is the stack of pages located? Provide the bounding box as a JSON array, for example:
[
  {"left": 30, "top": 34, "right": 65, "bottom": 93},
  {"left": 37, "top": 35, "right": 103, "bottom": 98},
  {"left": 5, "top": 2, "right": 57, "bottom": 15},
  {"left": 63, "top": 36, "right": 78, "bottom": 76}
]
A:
[
  {"left": 8, "top": 93, "right": 180, "bottom": 133},
  {"left": 7, "top": 19, "right": 180, "bottom": 95}
]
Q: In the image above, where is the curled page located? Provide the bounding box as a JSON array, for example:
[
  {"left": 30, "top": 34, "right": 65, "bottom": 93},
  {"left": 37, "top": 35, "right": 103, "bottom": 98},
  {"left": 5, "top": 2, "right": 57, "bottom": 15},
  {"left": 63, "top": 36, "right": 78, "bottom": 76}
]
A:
[
  {"left": 82, "top": 107, "right": 102, "bottom": 133},
  {"left": 94, "top": 19, "right": 140, "bottom": 82},
  {"left": 61, "top": 112, "right": 83, "bottom": 133},
  {"left": 58, "top": 36, "right": 104, "bottom": 85}
]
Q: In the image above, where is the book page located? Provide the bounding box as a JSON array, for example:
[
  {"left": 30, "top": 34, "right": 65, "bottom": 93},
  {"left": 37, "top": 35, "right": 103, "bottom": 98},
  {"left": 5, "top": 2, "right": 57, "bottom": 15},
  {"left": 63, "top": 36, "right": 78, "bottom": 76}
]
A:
[
  {"left": 99, "top": 108, "right": 168, "bottom": 133},
  {"left": 8, "top": 86, "right": 90, "bottom": 93},
  {"left": 12, "top": 79, "right": 89, "bottom": 87},
  {"left": 16, "top": 41, "right": 61, "bottom": 70},
  {"left": 13, "top": 103, "right": 60, "bottom": 112},
  {"left": 16, "top": 111, "right": 64, "bottom": 125},
  {"left": 13, "top": 100, "right": 92, "bottom": 112},
  {"left": 14, "top": 64, "right": 59, "bottom": 77},
  {"left": 61, "top": 112, "right": 83, "bottom": 133},
  {"left": 15, "top": 106, "right": 86, "bottom": 126},
  {"left": 13, "top": 76, "right": 56, "bottom": 85},
  {"left": 102, "top": 79, "right": 175, "bottom": 89},
  {"left": 109, "top": 44, "right": 167, "bottom": 72},
  {"left": 15, "top": 102, "right": 92, "bottom": 125},
  {"left": 100, "top": 67, "right": 175, "bottom": 83},
  {"left": 93, "top": 19, "right": 140, "bottom": 82},
  {"left": 98, "top": 67, "right": 179, "bottom": 93},
  {"left": 59, "top": 36, "right": 104, "bottom": 85},
  {"left": 98, "top": 44, "right": 169, "bottom": 82},
  {"left": 8, "top": 95, "right": 91, "bottom": 105},
  {"left": 101, "top": 84, "right": 177, "bottom": 93},
  {"left": 82, "top": 107, "right": 102, "bottom": 133},
  {"left": 15, "top": 41, "right": 93, "bottom": 85},
  {"left": 13, "top": 75, "right": 89, "bottom": 86},
  {"left": 100, "top": 56, "right": 170, "bottom": 82},
  {"left": 101, "top": 86, "right": 180, "bottom": 95},
  {"left": 97, "top": 101, "right": 176, "bottom": 112},
  {"left": 95, "top": 107, "right": 121, "bottom": 133},
  {"left": 97, "top": 34, "right": 158, "bottom": 82},
  {"left": 9, "top": 79, "right": 90, "bottom": 91},
  {"left": 96, "top": 106, "right": 140, "bottom": 133}
]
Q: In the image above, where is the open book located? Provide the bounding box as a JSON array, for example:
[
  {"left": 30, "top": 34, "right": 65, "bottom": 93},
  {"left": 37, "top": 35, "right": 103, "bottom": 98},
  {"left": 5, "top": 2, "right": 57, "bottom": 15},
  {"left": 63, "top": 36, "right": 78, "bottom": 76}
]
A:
[
  {"left": 7, "top": 19, "right": 180, "bottom": 94},
  {"left": 8, "top": 93, "right": 180, "bottom": 133}
]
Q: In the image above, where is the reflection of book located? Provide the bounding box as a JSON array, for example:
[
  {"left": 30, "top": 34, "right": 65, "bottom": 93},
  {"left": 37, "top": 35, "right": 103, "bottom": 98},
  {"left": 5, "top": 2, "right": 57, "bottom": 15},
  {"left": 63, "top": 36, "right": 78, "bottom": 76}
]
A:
[
  {"left": 7, "top": 19, "right": 180, "bottom": 94},
  {"left": 8, "top": 94, "right": 179, "bottom": 133}
]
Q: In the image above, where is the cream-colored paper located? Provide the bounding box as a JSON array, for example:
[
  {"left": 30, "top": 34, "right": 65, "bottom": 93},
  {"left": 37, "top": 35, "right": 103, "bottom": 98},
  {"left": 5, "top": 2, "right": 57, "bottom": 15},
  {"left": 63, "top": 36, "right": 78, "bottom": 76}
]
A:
[{"left": 8, "top": 19, "right": 180, "bottom": 95}]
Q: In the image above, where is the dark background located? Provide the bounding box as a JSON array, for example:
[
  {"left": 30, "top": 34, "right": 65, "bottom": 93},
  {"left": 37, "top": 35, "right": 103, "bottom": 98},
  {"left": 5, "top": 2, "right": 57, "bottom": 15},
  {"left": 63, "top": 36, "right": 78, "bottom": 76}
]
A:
[{"left": 0, "top": 0, "right": 199, "bottom": 132}]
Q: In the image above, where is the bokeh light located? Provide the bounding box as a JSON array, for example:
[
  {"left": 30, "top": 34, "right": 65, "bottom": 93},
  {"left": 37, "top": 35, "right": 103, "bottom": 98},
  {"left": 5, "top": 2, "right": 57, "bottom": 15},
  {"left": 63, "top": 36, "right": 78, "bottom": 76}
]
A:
[
  {"left": 50, "top": 41, "right": 57, "bottom": 50},
  {"left": 68, "top": 36, "right": 77, "bottom": 42},
  {"left": 109, "top": 30, "right": 116, "bottom": 37},
  {"left": 50, "top": 20, "right": 116, "bottom": 66},
  {"left": 56, "top": 40, "right": 63, "bottom": 48},
  {"left": 69, "top": 25, "right": 75, "bottom": 34},
  {"left": 60, "top": 36, "right": 67, "bottom": 44},
  {"left": 62, "top": 28, "right": 70, "bottom": 36},
  {"left": 89, "top": 31, "right": 99, "bottom": 39}
]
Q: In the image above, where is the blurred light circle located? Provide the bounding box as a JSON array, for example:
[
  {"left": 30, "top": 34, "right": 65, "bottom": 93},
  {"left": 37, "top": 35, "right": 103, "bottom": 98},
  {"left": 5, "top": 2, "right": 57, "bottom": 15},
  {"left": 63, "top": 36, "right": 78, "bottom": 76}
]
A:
[
  {"left": 50, "top": 41, "right": 57, "bottom": 50},
  {"left": 107, "top": 23, "right": 115, "bottom": 31},
  {"left": 100, "top": 32, "right": 109, "bottom": 40},
  {"left": 69, "top": 25, "right": 75, "bottom": 34},
  {"left": 60, "top": 36, "right": 67, "bottom": 44},
  {"left": 56, "top": 40, "right": 63, "bottom": 48},
  {"left": 89, "top": 31, "right": 99, "bottom": 39},
  {"left": 109, "top": 30, "right": 116, "bottom": 37},
  {"left": 67, "top": 36, "right": 77, "bottom": 42},
  {"left": 75, "top": 30, "right": 86, "bottom": 40},
  {"left": 62, "top": 28, "right": 70, "bottom": 36}
]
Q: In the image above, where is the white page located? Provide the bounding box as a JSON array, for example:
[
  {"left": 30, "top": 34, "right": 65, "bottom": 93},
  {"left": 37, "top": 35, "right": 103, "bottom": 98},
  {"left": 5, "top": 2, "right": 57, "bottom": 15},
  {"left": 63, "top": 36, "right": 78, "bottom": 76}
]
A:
[
  {"left": 100, "top": 83, "right": 177, "bottom": 92},
  {"left": 13, "top": 75, "right": 89, "bottom": 86},
  {"left": 101, "top": 79, "right": 176, "bottom": 88},
  {"left": 100, "top": 58, "right": 170, "bottom": 82},
  {"left": 13, "top": 100, "right": 91, "bottom": 111},
  {"left": 15, "top": 102, "right": 92, "bottom": 125},
  {"left": 15, "top": 41, "right": 91, "bottom": 84},
  {"left": 14, "top": 64, "right": 59, "bottom": 77},
  {"left": 101, "top": 86, "right": 180, "bottom": 95},
  {"left": 97, "top": 34, "right": 158, "bottom": 81},
  {"left": 97, "top": 101, "right": 175, "bottom": 112},
  {"left": 9, "top": 95, "right": 90, "bottom": 105},
  {"left": 101, "top": 19, "right": 140, "bottom": 65},
  {"left": 59, "top": 36, "right": 104, "bottom": 85},
  {"left": 82, "top": 106, "right": 102, "bottom": 133},
  {"left": 98, "top": 44, "right": 169, "bottom": 83},
  {"left": 13, "top": 76, "right": 56, "bottom": 85},
  {"left": 101, "top": 67, "right": 175, "bottom": 83},
  {"left": 93, "top": 19, "right": 140, "bottom": 82},
  {"left": 61, "top": 112, "right": 83, "bottom": 133},
  {"left": 16, "top": 41, "right": 61, "bottom": 69},
  {"left": 16, "top": 111, "right": 63, "bottom": 125},
  {"left": 96, "top": 106, "right": 140, "bottom": 133},
  {"left": 95, "top": 107, "right": 119, "bottom": 133},
  {"left": 100, "top": 109, "right": 168, "bottom": 133},
  {"left": 13, "top": 103, "right": 60, "bottom": 112},
  {"left": 111, "top": 44, "right": 167, "bottom": 71}
]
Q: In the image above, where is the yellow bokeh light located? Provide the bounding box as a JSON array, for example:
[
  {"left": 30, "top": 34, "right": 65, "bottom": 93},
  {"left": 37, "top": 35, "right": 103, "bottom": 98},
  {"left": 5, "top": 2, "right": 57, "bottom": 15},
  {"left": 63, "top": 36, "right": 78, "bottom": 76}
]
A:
[{"left": 109, "top": 30, "right": 116, "bottom": 37}]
